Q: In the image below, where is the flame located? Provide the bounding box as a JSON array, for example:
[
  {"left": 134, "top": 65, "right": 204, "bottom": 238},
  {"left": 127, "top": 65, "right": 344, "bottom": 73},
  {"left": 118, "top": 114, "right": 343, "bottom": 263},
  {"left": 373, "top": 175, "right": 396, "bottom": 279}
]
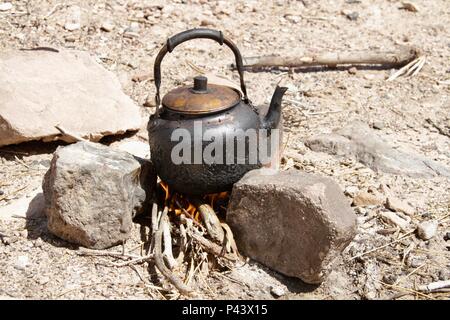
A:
[{"left": 158, "top": 181, "right": 229, "bottom": 223}]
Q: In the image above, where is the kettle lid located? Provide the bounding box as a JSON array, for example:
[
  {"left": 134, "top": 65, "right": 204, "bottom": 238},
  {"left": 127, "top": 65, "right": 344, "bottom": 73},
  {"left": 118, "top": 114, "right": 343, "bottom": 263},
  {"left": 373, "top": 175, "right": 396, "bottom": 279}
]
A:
[{"left": 162, "top": 75, "right": 241, "bottom": 115}]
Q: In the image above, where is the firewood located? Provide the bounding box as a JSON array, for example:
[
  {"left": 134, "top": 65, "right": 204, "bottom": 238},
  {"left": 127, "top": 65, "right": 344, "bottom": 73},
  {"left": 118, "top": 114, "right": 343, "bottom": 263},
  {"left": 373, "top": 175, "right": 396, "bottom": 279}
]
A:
[
  {"left": 239, "top": 47, "right": 420, "bottom": 69},
  {"left": 154, "top": 206, "right": 193, "bottom": 296}
]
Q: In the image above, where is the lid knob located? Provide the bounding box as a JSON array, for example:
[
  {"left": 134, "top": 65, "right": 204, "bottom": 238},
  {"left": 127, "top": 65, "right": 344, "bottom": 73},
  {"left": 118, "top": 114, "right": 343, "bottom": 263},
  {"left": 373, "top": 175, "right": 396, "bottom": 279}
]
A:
[{"left": 192, "top": 75, "right": 208, "bottom": 93}]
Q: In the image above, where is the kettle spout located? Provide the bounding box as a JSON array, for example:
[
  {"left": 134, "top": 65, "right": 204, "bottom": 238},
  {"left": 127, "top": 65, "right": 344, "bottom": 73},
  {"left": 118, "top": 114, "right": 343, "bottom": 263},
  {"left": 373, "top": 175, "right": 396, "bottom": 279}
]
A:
[{"left": 262, "top": 85, "right": 288, "bottom": 129}]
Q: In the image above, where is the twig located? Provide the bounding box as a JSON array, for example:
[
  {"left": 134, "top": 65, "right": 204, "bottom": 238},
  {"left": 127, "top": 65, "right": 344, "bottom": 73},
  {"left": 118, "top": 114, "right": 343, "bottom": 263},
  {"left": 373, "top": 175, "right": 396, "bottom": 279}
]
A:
[
  {"left": 162, "top": 212, "right": 178, "bottom": 270},
  {"left": 379, "top": 281, "right": 435, "bottom": 300},
  {"left": 188, "top": 229, "right": 239, "bottom": 262},
  {"left": 418, "top": 280, "right": 450, "bottom": 293},
  {"left": 387, "top": 56, "right": 426, "bottom": 81},
  {"left": 111, "top": 254, "right": 154, "bottom": 267},
  {"left": 77, "top": 248, "right": 142, "bottom": 260},
  {"left": 174, "top": 199, "right": 205, "bottom": 230},
  {"left": 350, "top": 232, "right": 414, "bottom": 260},
  {"left": 45, "top": 3, "right": 67, "bottom": 19},
  {"left": 55, "top": 125, "right": 88, "bottom": 142},
  {"left": 154, "top": 207, "right": 193, "bottom": 296}
]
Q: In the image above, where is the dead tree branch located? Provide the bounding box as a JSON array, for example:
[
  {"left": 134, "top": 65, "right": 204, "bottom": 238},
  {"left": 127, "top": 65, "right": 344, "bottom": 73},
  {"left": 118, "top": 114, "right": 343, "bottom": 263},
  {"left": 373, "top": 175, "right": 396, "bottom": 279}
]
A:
[{"left": 239, "top": 47, "right": 420, "bottom": 69}]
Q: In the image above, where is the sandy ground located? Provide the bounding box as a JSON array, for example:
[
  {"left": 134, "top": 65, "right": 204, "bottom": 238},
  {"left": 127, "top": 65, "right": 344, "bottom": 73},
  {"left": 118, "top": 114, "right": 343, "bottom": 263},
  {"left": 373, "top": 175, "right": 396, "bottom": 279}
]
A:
[{"left": 0, "top": 0, "right": 449, "bottom": 299}]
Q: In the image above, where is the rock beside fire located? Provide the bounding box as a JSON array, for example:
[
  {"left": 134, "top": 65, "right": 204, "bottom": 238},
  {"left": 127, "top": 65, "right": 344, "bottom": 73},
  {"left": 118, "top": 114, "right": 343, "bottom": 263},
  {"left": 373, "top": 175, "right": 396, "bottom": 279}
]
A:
[
  {"left": 43, "top": 141, "right": 156, "bottom": 249},
  {"left": 0, "top": 49, "right": 141, "bottom": 147},
  {"left": 227, "top": 169, "right": 356, "bottom": 284}
]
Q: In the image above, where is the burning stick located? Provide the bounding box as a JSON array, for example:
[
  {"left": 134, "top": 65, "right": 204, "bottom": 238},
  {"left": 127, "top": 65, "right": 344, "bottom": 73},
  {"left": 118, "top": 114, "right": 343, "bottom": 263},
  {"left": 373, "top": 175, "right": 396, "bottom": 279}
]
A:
[{"left": 192, "top": 198, "right": 225, "bottom": 244}]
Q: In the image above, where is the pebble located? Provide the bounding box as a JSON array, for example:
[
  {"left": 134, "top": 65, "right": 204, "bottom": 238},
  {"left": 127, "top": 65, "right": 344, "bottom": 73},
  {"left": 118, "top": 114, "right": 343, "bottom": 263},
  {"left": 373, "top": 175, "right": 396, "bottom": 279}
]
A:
[
  {"left": 0, "top": 2, "right": 12, "bottom": 11},
  {"left": 352, "top": 191, "right": 384, "bottom": 207},
  {"left": 270, "top": 286, "right": 285, "bottom": 298},
  {"left": 342, "top": 10, "right": 359, "bottom": 21},
  {"left": 344, "top": 185, "right": 359, "bottom": 197},
  {"left": 385, "top": 196, "right": 415, "bottom": 216},
  {"left": 0, "top": 189, "right": 4, "bottom": 196},
  {"left": 64, "top": 22, "right": 81, "bottom": 31},
  {"left": 417, "top": 220, "right": 438, "bottom": 240},
  {"left": 14, "top": 255, "right": 29, "bottom": 270},
  {"left": 100, "top": 21, "right": 115, "bottom": 32},
  {"left": 444, "top": 232, "right": 450, "bottom": 241},
  {"left": 348, "top": 67, "right": 358, "bottom": 75},
  {"left": 382, "top": 274, "right": 397, "bottom": 285},
  {"left": 372, "top": 121, "right": 384, "bottom": 130}
]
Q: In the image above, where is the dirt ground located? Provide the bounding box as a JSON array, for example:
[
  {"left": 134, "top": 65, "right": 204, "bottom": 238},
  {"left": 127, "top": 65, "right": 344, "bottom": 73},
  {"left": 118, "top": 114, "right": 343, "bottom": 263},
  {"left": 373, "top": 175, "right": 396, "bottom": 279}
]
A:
[{"left": 0, "top": 0, "right": 449, "bottom": 300}]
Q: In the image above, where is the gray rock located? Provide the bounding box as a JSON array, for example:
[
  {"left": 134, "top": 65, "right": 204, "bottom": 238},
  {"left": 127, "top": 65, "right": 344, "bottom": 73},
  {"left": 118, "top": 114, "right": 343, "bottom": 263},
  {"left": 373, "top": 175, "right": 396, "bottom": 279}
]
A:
[
  {"left": 0, "top": 49, "right": 141, "bottom": 147},
  {"left": 305, "top": 121, "right": 450, "bottom": 178},
  {"left": 43, "top": 141, "right": 156, "bottom": 249},
  {"left": 227, "top": 168, "right": 357, "bottom": 284},
  {"left": 417, "top": 220, "right": 438, "bottom": 240}
]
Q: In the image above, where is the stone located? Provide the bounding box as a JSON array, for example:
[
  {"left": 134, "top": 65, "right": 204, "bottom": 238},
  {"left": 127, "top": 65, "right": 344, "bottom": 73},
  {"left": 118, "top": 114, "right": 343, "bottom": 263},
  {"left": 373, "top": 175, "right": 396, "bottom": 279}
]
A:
[
  {"left": 417, "top": 220, "right": 438, "bottom": 241},
  {"left": 64, "top": 22, "right": 81, "bottom": 31},
  {"left": 0, "top": 49, "right": 141, "bottom": 147},
  {"left": 342, "top": 10, "right": 359, "bottom": 21},
  {"left": 227, "top": 168, "right": 357, "bottom": 284},
  {"left": 0, "top": 2, "right": 12, "bottom": 11},
  {"left": 305, "top": 121, "right": 450, "bottom": 178},
  {"left": 270, "top": 286, "right": 285, "bottom": 298},
  {"left": 372, "top": 121, "right": 384, "bottom": 130},
  {"left": 64, "top": 5, "right": 82, "bottom": 31},
  {"left": 43, "top": 141, "right": 156, "bottom": 249},
  {"left": 385, "top": 196, "right": 415, "bottom": 216},
  {"left": 100, "top": 21, "right": 115, "bottom": 32},
  {"left": 14, "top": 255, "right": 29, "bottom": 270},
  {"left": 352, "top": 191, "right": 384, "bottom": 207}
]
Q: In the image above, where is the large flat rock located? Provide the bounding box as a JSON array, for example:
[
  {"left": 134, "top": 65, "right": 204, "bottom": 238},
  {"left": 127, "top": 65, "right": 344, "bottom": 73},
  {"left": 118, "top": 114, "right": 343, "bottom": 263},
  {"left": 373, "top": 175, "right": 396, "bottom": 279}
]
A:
[{"left": 0, "top": 49, "right": 141, "bottom": 147}]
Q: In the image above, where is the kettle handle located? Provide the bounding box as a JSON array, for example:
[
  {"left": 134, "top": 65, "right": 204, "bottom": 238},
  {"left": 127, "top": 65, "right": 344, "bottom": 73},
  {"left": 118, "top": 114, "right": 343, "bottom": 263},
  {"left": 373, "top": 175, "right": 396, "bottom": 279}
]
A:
[{"left": 153, "top": 28, "right": 248, "bottom": 113}]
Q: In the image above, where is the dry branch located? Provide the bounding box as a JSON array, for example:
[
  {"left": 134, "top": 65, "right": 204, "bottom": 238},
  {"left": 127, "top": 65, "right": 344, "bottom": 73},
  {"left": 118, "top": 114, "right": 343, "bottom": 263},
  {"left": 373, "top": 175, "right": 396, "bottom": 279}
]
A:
[
  {"left": 188, "top": 229, "right": 239, "bottom": 262},
  {"left": 239, "top": 47, "right": 419, "bottom": 69},
  {"left": 154, "top": 206, "right": 193, "bottom": 296},
  {"left": 192, "top": 199, "right": 225, "bottom": 244}
]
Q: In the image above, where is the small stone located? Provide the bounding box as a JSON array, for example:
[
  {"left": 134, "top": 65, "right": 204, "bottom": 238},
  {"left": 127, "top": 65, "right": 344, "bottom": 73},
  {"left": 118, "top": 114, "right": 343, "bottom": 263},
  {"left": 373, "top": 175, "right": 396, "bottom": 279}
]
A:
[
  {"left": 385, "top": 197, "right": 415, "bottom": 216},
  {"left": 401, "top": 2, "right": 419, "bottom": 12},
  {"left": 270, "top": 286, "right": 285, "bottom": 298},
  {"left": 0, "top": 190, "right": 4, "bottom": 195},
  {"left": 382, "top": 274, "right": 397, "bottom": 285},
  {"left": 417, "top": 220, "right": 438, "bottom": 240},
  {"left": 126, "top": 22, "right": 140, "bottom": 33},
  {"left": 34, "top": 238, "right": 43, "bottom": 247},
  {"left": 372, "top": 121, "right": 384, "bottom": 130},
  {"left": 406, "top": 256, "right": 424, "bottom": 268},
  {"left": 348, "top": 67, "right": 358, "bottom": 74},
  {"left": 344, "top": 185, "right": 359, "bottom": 197},
  {"left": 0, "top": 2, "right": 13, "bottom": 11},
  {"left": 20, "top": 229, "right": 28, "bottom": 238},
  {"left": 444, "top": 232, "right": 450, "bottom": 241},
  {"left": 64, "top": 5, "right": 82, "bottom": 31},
  {"left": 64, "top": 22, "right": 81, "bottom": 31},
  {"left": 342, "top": 10, "right": 359, "bottom": 21},
  {"left": 14, "top": 255, "right": 29, "bottom": 270},
  {"left": 352, "top": 191, "right": 384, "bottom": 207},
  {"left": 100, "top": 21, "right": 115, "bottom": 32}
]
